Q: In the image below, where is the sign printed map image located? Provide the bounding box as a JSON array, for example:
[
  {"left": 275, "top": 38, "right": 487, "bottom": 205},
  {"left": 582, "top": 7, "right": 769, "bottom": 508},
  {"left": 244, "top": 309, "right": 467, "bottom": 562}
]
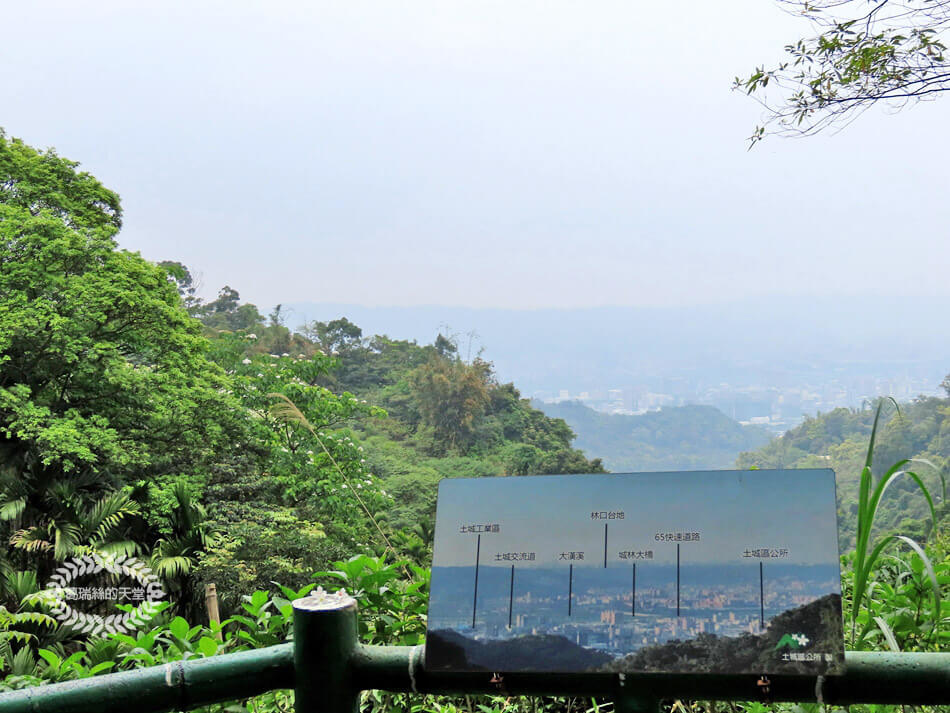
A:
[{"left": 426, "top": 469, "right": 845, "bottom": 675}]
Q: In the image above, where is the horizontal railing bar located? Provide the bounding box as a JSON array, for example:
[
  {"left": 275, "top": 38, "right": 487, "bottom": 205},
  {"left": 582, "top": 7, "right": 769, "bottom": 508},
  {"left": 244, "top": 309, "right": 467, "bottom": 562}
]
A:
[
  {"left": 0, "top": 643, "right": 293, "bottom": 713},
  {"left": 354, "top": 646, "right": 950, "bottom": 705},
  {"left": 2, "top": 644, "right": 947, "bottom": 713}
]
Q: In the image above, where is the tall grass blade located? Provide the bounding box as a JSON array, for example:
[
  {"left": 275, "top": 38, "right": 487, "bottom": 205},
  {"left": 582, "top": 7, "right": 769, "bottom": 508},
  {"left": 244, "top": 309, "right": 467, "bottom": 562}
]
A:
[
  {"left": 873, "top": 615, "right": 901, "bottom": 652},
  {"left": 860, "top": 534, "right": 941, "bottom": 644},
  {"left": 893, "top": 535, "right": 941, "bottom": 637},
  {"left": 863, "top": 397, "right": 898, "bottom": 472}
]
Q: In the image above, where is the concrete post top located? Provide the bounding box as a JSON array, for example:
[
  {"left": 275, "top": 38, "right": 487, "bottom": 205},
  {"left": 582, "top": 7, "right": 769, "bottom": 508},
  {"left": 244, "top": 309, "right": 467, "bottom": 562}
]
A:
[{"left": 292, "top": 587, "right": 358, "bottom": 612}]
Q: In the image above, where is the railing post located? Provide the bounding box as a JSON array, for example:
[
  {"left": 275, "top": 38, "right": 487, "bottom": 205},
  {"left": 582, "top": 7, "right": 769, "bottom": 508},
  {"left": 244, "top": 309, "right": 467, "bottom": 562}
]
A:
[
  {"left": 613, "top": 692, "right": 660, "bottom": 713},
  {"left": 293, "top": 588, "right": 360, "bottom": 713}
]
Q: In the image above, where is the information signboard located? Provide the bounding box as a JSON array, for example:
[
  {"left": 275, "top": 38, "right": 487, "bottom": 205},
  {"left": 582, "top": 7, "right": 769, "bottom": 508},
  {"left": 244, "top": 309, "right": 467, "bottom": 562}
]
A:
[{"left": 426, "top": 469, "right": 844, "bottom": 675}]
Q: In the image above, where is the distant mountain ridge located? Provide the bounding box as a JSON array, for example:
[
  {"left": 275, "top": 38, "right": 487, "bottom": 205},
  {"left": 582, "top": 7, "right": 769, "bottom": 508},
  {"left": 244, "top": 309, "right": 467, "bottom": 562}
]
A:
[
  {"left": 532, "top": 401, "right": 772, "bottom": 473},
  {"left": 283, "top": 297, "right": 950, "bottom": 395}
]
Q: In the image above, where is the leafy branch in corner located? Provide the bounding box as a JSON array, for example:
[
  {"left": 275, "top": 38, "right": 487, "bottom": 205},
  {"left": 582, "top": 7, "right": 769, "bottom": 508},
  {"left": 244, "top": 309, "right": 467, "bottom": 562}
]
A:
[{"left": 737, "top": 0, "right": 950, "bottom": 145}]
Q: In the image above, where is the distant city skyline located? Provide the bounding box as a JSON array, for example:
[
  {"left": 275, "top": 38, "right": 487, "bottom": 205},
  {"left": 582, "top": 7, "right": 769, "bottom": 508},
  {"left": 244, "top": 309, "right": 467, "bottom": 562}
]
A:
[
  {"left": 540, "top": 371, "right": 942, "bottom": 434},
  {"left": 285, "top": 299, "right": 950, "bottom": 435}
]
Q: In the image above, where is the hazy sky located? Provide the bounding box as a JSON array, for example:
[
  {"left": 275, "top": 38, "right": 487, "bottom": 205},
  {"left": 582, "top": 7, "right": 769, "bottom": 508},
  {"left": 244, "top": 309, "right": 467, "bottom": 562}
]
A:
[
  {"left": 4, "top": 1, "right": 949, "bottom": 309},
  {"left": 432, "top": 470, "right": 840, "bottom": 566}
]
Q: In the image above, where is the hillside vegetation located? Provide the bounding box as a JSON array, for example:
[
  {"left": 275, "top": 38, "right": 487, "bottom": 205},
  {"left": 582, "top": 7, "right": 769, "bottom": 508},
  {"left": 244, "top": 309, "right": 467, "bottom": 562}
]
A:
[
  {"left": 176, "top": 293, "right": 608, "bottom": 602},
  {"left": 3, "top": 133, "right": 949, "bottom": 713},
  {"left": 256, "top": 315, "right": 606, "bottom": 535},
  {"left": 535, "top": 401, "right": 771, "bottom": 472},
  {"left": 737, "top": 394, "right": 950, "bottom": 547}
]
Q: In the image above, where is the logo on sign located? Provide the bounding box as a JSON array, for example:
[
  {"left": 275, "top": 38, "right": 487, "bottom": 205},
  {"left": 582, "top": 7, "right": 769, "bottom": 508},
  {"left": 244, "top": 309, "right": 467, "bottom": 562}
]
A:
[{"left": 774, "top": 633, "right": 811, "bottom": 650}]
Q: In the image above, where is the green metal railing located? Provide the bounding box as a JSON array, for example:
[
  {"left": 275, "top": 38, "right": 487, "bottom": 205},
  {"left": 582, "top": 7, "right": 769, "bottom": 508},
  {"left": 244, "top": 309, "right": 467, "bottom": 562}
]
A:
[{"left": 1, "top": 593, "right": 949, "bottom": 713}]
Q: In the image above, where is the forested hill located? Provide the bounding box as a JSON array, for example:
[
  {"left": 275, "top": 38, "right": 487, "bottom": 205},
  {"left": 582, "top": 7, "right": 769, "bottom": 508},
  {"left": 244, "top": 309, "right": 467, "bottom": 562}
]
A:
[
  {"left": 736, "top": 393, "right": 950, "bottom": 547},
  {"left": 288, "top": 318, "right": 606, "bottom": 532},
  {"left": 180, "top": 290, "right": 606, "bottom": 598},
  {"left": 534, "top": 401, "right": 771, "bottom": 472},
  {"left": 0, "top": 135, "right": 602, "bottom": 634}
]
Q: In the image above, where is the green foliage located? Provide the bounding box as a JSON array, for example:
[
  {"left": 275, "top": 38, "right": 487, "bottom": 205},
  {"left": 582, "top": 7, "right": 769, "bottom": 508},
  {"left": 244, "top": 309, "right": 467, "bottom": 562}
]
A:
[
  {"left": 0, "top": 132, "right": 244, "bottom": 586},
  {"left": 409, "top": 357, "right": 492, "bottom": 453},
  {"left": 0, "top": 145, "right": 239, "bottom": 476},
  {"left": 0, "top": 556, "right": 426, "bottom": 711},
  {"left": 198, "top": 286, "right": 265, "bottom": 332},
  {"left": 22, "top": 129, "right": 950, "bottom": 712},
  {"left": 2, "top": 474, "right": 140, "bottom": 564},
  {"left": 738, "top": 396, "right": 950, "bottom": 547},
  {"left": 846, "top": 400, "right": 942, "bottom": 647},
  {"left": 737, "top": 0, "right": 950, "bottom": 143},
  {"left": 0, "top": 130, "right": 121, "bottom": 230},
  {"left": 315, "top": 554, "right": 428, "bottom": 646},
  {"left": 223, "top": 318, "right": 602, "bottom": 560},
  {"left": 843, "top": 544, "right": 950, "bottom": 653}
]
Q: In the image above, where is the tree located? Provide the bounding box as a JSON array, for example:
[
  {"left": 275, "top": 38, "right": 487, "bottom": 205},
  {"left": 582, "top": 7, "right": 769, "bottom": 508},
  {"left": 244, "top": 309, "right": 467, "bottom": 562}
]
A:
[
  {"left": 193, "top": 334, "right": 390, "bottom": 601},
  {"left": 0, "top": 462, "right": 140, "bottom": 572},
  {"left": 304, "top": 318, "right": 364, "bottom": 356},
  {"left": 0, "top": 132, "right": 243, "bottom": 525},
  {"left": 148, "top": 481, "right": 213, "bottom": 617},
  {"left": 738, "top": 0, "right": 950, "bottom": 143},
  {"left": 408, "top": 356, "right": 492, "bottom": 453},
  {"left": 158, "top": 261, "right": 202, "bottom": 315},
  {"left": 433, "top": 333, "right": 457, "bottom": 358},
  {"left": 199, "top": 286, "right": 264, "bottom": 331}
]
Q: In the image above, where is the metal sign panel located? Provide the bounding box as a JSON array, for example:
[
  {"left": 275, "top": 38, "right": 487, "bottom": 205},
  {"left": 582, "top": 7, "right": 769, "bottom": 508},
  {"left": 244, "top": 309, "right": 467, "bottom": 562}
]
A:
[{"left": 426, "top": 469, "right": 844, "bottom": 675}]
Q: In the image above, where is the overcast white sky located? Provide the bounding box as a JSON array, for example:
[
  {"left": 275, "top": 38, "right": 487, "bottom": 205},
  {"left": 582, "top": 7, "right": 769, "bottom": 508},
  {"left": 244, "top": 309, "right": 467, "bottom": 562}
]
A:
[{"left": 4, "top": 1, "right": 949, "bottom": 310}]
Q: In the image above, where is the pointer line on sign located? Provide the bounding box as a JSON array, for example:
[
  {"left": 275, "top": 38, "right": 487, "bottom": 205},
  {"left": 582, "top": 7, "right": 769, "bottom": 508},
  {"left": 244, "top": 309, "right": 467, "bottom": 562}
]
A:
[
  {"left": 632, "top": 562, "right": 636, "bottom": 617},
  {"left": 471, "top": 534, "right": 481, "bottom": 628},
  {"left": 676, "top": 543, "right": 681, "bottom": 617},
  {"left": 603, "top": 523, "right": 608, "bottom": 568},
  {"left": 568, "top": 563, "right": 573, "bottom": 616},
  {"left": 760, "top": 560, "right": 765, "bottom": 629},
  {"left": 508, "top": 565, "right": 515, "bottom": 629}
]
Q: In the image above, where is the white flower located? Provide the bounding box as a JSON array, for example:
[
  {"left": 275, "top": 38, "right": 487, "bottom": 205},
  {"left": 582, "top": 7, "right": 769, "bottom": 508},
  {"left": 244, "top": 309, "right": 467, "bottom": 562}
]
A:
[
  {"left": 281, "top": 352, "right": 289, "bottom": 357},
  {"left": 246, "top": 333, "right": 257, "bottom": 339},
  {"left": 341, "top": 484, "right": 347, "bottom": 489},
  {"left": 242, "top": 358, "right": 252, "bottom": 365},
  {"left": 793, "top": 634, "right": 810, "bottom": 646},
  {"left": 355, "top": 484, "right": 362, "bottom": 489}
]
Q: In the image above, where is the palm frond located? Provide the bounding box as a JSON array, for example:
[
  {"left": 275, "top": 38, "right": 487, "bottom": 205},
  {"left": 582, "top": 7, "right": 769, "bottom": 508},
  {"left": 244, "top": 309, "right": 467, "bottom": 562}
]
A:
[
  {"left": 9, "top": 527, "right": 52, "bottom": 554},
  {"left": 87, "top": 491, "right": 140, "bottom": 543},
  {"left": 52, "top": 522, "right": 81, "bottom": 561},
  {"left": 149, "top": 553, "right": 193, "bottom": 580},
  {"left": 0, "top": 498, "right": 26, "bottom": 522}
]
